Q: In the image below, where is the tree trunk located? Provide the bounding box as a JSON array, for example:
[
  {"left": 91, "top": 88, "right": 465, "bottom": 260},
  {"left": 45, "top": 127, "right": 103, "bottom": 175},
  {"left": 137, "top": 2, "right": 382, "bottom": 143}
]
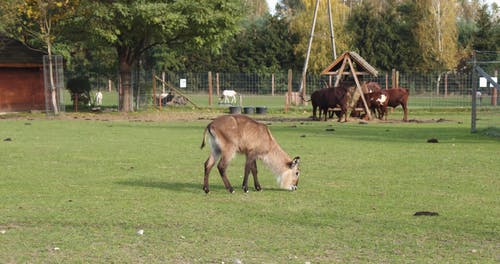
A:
[
  {"left": 119, "top": 58, "right": 133, "bottom": 112},
  {"left": 47, "top": 41, "right": 59, "bottom": 115}
]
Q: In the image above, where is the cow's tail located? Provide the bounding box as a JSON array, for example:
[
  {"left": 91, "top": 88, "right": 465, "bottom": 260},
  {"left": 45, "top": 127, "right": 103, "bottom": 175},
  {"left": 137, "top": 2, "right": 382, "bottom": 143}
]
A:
[{"left": 299, "top": 93, "right": 312, "bottom": 102}]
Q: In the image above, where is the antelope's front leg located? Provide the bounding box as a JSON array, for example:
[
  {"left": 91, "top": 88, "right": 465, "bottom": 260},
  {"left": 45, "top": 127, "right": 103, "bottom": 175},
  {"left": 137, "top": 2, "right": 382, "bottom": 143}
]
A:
[
  {"left": 250, "top": 160, "right": 261, "bottom": 191},
  {"left": 242, "top": 157, "right": 253, "bottom": 193}
]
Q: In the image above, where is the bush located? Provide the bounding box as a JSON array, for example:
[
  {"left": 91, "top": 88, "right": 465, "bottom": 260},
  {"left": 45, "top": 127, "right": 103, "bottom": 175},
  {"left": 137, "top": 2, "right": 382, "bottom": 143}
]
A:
[{"left": 67, "top": 77, "right": 91, "bottom": 105}]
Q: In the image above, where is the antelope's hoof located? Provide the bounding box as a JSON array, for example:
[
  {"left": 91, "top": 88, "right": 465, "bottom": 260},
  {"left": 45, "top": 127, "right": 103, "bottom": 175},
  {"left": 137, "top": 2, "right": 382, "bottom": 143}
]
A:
[
  {"left": 203, "top": 186, "right": 210, "bottom": 194},
  {"left": 255, "top": 186, "right": 262, "bottom": 191}
]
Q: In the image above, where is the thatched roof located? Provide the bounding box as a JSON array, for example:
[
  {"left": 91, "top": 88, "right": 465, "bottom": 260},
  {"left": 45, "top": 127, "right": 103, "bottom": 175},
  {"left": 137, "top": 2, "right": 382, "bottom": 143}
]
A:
[
  {"left": 320, "top": 51, "right": 378, "bottom": 77},
  {"left": 0, "top": 35, "right": 46, "bottom": 67}
]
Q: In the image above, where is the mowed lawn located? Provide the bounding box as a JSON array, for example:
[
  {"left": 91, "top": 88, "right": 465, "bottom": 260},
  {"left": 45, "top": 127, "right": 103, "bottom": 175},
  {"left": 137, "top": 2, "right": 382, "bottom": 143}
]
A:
[{"left": 0, "top": 112, "right": 498, "bottom": 263}]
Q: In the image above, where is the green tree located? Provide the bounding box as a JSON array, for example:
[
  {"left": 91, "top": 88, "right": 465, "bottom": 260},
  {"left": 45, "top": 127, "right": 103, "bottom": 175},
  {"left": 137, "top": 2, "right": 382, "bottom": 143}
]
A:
[
  {"left": 394, "top": 1, "right": 422, "bottom": 73},
  {"left": 345, "top": 1, "right": 379, "bottom": 66},
  {"left": 151, "top": 9, "right": 300, "bottom": 74},
  {"left": 213, "top": 14, "right": 299, "bottom": 72},
  {"left": 72, "top": 0, "right": 242, "bottom": 112},
  {"left": 473, "top": 4, "right": 497, "bottom": 52},
  {"left": 471, "top": 3, "right": 500, "bottom": 72},
  {"left": 415, "top": 0, "right": 458, "bottom": 72}
]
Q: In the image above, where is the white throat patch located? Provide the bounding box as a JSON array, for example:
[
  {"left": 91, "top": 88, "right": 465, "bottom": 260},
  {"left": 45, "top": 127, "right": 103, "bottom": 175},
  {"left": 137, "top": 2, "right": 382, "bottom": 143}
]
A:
[{"left": 376, "top": 94, "right": 387, "bottom": 104}]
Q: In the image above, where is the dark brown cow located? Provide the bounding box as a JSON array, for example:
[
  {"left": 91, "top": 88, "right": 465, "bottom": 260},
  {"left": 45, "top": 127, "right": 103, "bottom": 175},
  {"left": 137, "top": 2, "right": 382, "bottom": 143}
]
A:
[
  {"left": 311, "top": 88, "right": 347, "bottom": 121},
  {"left": 310, "top": 83, "right": 351, "bottom": 122},
  {"left": 319, "top": 83, "right": 349, "bottom": 122},
  {"left": 310, "top": 89, "right": 325, "bottom": 121}
]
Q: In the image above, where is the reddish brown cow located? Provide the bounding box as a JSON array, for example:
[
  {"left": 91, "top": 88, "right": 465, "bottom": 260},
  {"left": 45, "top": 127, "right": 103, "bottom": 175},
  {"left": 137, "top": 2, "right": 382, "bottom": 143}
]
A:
[
  {"left": 362, "top": 81, "right": 382, "bottom": 93},
  {"left": 365, "top": 90, "right": 388, "bottom": 119},
  {"left": 378, "top": 88, "right": 409, "bottom": 121}
]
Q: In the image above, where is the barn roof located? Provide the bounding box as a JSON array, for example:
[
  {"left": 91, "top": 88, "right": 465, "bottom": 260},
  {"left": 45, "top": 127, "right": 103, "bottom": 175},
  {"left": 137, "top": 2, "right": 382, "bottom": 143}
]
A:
[
  {"left": 0, "top": 35, "right": 46, "bottom": 67},
  {"left": 320, "top": 51, "right": 378, "bottom": 77}
]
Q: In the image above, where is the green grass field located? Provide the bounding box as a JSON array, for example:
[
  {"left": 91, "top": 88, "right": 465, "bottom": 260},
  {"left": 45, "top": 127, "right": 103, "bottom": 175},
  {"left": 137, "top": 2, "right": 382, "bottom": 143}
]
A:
[{"left": 0, "top": 110, "right": 498, "bottom": 263}]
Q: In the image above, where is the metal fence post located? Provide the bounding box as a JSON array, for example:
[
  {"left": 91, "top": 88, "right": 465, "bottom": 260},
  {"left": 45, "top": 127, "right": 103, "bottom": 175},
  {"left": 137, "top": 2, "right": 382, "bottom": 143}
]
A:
[{"left": 471, "top": 57, "right": 477, "bottom": 133}]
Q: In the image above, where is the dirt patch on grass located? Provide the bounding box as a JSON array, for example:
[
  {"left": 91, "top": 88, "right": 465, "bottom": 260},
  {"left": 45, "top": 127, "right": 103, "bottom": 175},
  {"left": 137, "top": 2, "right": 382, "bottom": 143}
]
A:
[{"left": 1, "top": 110, "right": 455, "bottom": 124}]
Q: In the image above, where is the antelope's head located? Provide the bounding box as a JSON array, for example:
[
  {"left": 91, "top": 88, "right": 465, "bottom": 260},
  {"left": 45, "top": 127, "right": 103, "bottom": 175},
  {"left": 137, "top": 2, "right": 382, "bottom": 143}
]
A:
[{"left": 280, "top": 156, "right": 301, "bottom": 191}]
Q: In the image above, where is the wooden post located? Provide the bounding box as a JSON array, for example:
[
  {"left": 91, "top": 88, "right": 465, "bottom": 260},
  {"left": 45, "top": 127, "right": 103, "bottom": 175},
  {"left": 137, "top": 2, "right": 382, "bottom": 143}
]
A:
[
  {"left": 299, "top": 0, "right": 320, "bottom": 95},
  {"left": 271, "top": 73, "right": 275, "bottom": 96},
  {"left": 208, "top": 71, "right": 213, "bottom": 106},
  {"left": 162, "top": 71, "right": 166, "bottom": 93},
  {"left": 286, "top": 69, "right": 292, "bottom": 113},
  {"left": 391, "top": 69, "right": 396, "bottom": 89},
  {"left": 396, "top": 70, "right": 399, "bottom": 89},
  {"left": 385, "top": 73, "right": 389, "bottom": 89},
  {"left": 216, "top": 72, "right": 220, "bottom": 98},
  {"left": 327, "top": 0, "right": 337, "bottom": 59},
  {"left": 347, "top": 57, "right": 371, "bottom": 120},
  {"left": 302, "top": 78, "right": 307, "bottom": 106},
  {"left": 74, "top": 94, "right": 78, "bottom": 112},
  {"left": 444, "top": 72, "right": 448, "bottom": 98},
  {"left": 152, "top": 70, "right": 158, "bottom": 110},
  {"left": 334, "top": 58, "right": 348, "bottom": 87},
  {"left": 492, "top": 70, "right": 498, "bottom": 106}
]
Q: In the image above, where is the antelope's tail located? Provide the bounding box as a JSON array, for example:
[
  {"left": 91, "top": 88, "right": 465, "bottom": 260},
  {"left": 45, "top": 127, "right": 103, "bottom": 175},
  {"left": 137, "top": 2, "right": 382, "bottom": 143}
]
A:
[
  {"left": 200, "top": 124, "right": 213, "bottom": 149},
  {"left": 200, "top": 126, "right": 208, "bottom": 149}
]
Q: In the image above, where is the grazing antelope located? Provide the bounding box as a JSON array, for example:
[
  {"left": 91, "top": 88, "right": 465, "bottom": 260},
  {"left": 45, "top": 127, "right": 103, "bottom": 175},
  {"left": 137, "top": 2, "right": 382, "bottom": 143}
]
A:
[{"left": 201, "top": 115, "right": 301, "bottom": 193}]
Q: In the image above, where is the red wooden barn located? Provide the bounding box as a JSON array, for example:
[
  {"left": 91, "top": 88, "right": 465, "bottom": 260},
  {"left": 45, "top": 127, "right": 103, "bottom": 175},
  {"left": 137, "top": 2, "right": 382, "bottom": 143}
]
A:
[{"left": 0, "top": 35, "right": 46, "bottom": 112}]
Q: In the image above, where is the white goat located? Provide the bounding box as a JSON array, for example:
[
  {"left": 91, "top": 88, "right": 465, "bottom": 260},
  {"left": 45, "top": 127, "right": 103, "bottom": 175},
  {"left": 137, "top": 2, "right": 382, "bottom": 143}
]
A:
[
  {"left": 95, "top": 91, "right": 103, "bottom": 106},
  {"left": 221, "top": 90, "right": 238, "bottom": 104}
]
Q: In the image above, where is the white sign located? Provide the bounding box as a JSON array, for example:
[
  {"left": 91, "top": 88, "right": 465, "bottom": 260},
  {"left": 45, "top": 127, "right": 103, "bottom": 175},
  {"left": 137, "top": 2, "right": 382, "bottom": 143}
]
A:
[
  {"left": 180, "top": 79, "right": 187, "bottom": 88},
  {"left": 479, "top": 77, "right": 497, "bottom": 88}
]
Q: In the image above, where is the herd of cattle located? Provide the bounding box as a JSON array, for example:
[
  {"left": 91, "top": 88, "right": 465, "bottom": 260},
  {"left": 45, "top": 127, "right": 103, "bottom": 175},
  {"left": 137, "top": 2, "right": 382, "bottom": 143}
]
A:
[{"left": 309, "top": 80, "right": 409, "bottom": 122}]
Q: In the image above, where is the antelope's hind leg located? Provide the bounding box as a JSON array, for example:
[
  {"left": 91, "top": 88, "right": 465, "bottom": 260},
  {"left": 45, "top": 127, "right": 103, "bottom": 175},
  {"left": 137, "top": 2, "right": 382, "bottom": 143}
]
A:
[
  {"left": 242, "top": 158, "right": 251, "bottom": 193},
  {"left": 217, "top": 155, "right": 234, "bottom": 193},
  {"left": 203, "top": 152, "right": 218, "bottom": 193}
]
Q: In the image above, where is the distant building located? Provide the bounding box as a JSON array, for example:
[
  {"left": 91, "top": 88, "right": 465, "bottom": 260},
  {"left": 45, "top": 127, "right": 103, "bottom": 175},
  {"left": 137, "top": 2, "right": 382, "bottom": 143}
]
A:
[{"left": 0, "top": 35, "right": 46, "bottom": 112}]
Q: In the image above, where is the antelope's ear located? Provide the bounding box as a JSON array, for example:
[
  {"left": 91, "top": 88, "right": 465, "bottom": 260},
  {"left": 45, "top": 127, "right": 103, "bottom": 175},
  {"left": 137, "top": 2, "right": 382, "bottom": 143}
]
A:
[{"left": 290, "top": 156, "right": 300, "bottom": 168}]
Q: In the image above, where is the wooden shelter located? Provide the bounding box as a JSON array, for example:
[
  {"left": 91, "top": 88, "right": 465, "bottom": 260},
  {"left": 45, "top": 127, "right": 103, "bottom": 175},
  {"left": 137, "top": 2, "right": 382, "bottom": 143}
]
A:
[
  {"left": 0, "top": 35, "right": 46, "bottom": 112},
  {"left": 320, "top": 51, "right": 378, "bottom": 119}
]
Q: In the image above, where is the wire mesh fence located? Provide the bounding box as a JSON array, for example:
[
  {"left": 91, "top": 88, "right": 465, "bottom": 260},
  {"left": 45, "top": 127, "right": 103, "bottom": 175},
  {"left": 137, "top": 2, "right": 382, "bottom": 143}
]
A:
[{"left": 64, "top": 68, "right": 499, "bottom": 131}]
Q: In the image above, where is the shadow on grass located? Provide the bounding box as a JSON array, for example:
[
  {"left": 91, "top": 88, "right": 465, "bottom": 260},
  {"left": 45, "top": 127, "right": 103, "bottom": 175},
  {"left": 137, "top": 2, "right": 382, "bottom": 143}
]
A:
[
  {"left": 115, "top": 179, "right": 209, "bottom": 193},
  {"left": 115, "top": 179, "right": 290, "bottom": 193}
]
